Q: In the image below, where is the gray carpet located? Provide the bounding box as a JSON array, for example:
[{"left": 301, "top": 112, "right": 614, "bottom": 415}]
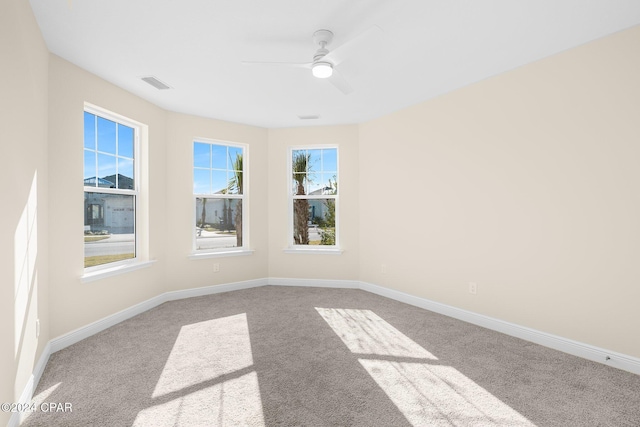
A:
[{"left": 22, "top": 286, "right": 640, "bottom": 426}]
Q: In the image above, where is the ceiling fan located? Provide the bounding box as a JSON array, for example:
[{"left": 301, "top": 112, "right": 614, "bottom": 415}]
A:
[{"left": 243, "top": 26, "right": 384, "bottom": 95}]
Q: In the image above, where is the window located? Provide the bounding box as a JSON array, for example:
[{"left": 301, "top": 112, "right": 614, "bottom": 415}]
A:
[
  {"left": 289, "top": 147, "right": 338, "bottom": 248},
  {"left": 193, "top": 140, "right": 247, "bottom": 253},
  {"left": 83, "top": 107, "right": 139, "bottom": 269}
]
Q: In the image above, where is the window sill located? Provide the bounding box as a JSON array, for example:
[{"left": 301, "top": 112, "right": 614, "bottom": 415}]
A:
[
  {"left": 81, "top": 259, "right": 156, "bottom": 284},
  {"left": 283, "top": 247, "right": 343, "bottom": 255},
  {"left": 189, "top": 249, "right": 255, "bottom": 260}
]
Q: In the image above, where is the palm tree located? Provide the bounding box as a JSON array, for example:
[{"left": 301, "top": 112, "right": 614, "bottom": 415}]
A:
[
  {"left": 228, "top": 153, "right": 243, "bottom": 247},
  {"left": 292, "top": 152, "right": 311, "bottom": 245}
]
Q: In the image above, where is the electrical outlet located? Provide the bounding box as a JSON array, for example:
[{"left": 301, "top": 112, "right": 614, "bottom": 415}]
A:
[
  {"left": 381, "top": 264, "right": 387, "bottom": 274},
  {"left": 469, "top": 282, "right": 477, "bottom": 295},
  {"left": 213, "top": 263, "right": 220, "bottom": 273}
]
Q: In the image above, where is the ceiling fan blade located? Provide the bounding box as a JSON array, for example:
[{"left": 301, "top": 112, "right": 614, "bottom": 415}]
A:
[
  {"left": 242, "top": 61, "right": 311, "bottom": 69},
  {"left": 327, "top": 69, "right": 353, "bottom": 95},
  {"left": 323, "top": 25, "right": 384, "bottom": 66}
]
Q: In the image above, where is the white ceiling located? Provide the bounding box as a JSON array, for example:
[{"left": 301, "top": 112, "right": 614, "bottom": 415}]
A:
[{"left": 30, "top": 0, "right": 640, "bottom": 128}]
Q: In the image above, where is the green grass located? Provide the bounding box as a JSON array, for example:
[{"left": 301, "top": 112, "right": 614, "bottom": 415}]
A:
[
  {"left": 84, "top": 253, "right": 134, "bottom": 268},
  {"left": 84, "top": 236, "right": 110, "bottom": 242}
]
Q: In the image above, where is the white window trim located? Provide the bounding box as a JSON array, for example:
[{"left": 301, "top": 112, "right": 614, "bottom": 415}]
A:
[
  {"left": 283, "top": 247, "right": 343, "bottom": 255},
  {"left": 82, "top": 103, "right": 146, "bottom": 276},
  {"left": 286, "top": 145, "right": 340, "bottom": 253},
  {"left": 189, "top": 249, "right": 255, "bottom": 260},
  {"left": 81, "top": 260, "right": 156, "bottom": 284},
  {"left": 191, "top": 138, "right": 250, "bottom": 257}
]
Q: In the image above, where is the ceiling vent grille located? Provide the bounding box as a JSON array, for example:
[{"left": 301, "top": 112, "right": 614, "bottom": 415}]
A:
[{"left": 141, "top": 76, "right": 171, "bottom": 90}]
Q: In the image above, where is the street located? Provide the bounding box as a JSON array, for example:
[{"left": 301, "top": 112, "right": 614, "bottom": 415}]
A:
[{"left": 84, "top": 234, "right": 134, "bottom": 257}]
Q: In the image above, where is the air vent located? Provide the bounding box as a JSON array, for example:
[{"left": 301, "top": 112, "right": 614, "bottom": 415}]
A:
[
  {"left": 141, "top": 76, "right": 171, "bottom": 90},
  {"left": 298, "top": 115, "right": 320, "bottom": 120}
]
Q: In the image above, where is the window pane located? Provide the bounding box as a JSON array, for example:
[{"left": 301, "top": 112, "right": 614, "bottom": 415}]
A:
[
  {"left": 293, "top": 173, "right": 306, "bottom": 195},
  {"left": 118, "top": 125, "right": 134, "bottom": 158},
  {"left": 84, "top": 192, "right": 135, "bottom": 267},
  {"left": 228, "top": 171, "right": 242, "bottom": 195},
  {"left": 84, "top": 112, "right": 96, "bottom": 149},
  {"left": 211, "top": 170, "right": 228, "bottom": 194},
  {"left": 308, "top": 198, "right": 336, "bottom": 245},
  {"left": 322, "top": 173, "right": 337, "bottom": 195},
  {"left": 97, "top": 153, "right": 117, "bottom": 186},
  {"left": 193, "top": 169, "right": 210, "bottom": 194},
  {"left": 292, "top": 150, "right": 308, "bottom": 174},
  {"left": 84, "top": 149, "right": 96, "bottom": 183},
  {"left": 228, "top": 146, "right": 242, "bottom": 170},
  {"left": 195, "top": 198, "right": 242, "bottom": 250},
  {"left": 293, "top": 198, "right": 311, "bottom": 245},
  {"left": 307, "top": 172, "right": 321, "bottom": 194},
  {"left": 308, "top": 149, "right": 321, "bottom": 172},
  {"left": 117, "top": 158, "right": 135, "bottom": 189},
  {"left": 193, "top": 142, "right": 210, "bottom": 168},
  {"left": 322, "top": 148, "right": 337, "bottom": 172},
  {"left": 97, "top": 116, "right": 117, "bottom": 154},
  {"left": 211, "top": 144, "right": 226, "bottom": 169}
]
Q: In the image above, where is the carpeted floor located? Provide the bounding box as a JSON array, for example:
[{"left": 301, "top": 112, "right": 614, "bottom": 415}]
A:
[{"left": 22, "top": 286, "right": 640, "bottom": 426}]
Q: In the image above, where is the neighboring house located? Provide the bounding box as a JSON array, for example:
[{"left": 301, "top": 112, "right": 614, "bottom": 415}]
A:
[
  {"left": 308, "top": 186, "right": 333, "bottom": 223},
  {"left": 83, "top": 174, "right": 134, "bottom": 189},
  {"left": 83, "top": 176, "right": 116, "bottom": 188},
  {"left": 195, "top": 197, "right": 237, "bottom": 231},
  {"left": 103, "top": 174, "right": 134, "bottom": 190},
  {"left": 84, "top": 175, "right": 135, "bottom": 234}
]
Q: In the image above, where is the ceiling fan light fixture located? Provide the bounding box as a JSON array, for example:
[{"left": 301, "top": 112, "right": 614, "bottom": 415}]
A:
[{"left": 312, "top": 62, "right": 333, "bottom": 79}]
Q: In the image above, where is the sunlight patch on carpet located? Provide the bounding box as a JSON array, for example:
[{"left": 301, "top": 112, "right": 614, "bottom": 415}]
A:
[
  {"left": 138, "top": 313, "right": 265, "bottom": 426},
  {"left": 318, "top": 308, "right": 536, "bottom": 426},
  {"left": 133, "top": 371, "right": 265, "bottom": 427},
  {"left": 22, "top": 382, "right": 60, "bottom": 423},
  {"left": 152, "top": 313, "right": 254, "bottom": 398},
  {"left": 315, "top": 308, "right": 437, "bottom": 359},
  {"left": 360, "top": 360, "right": 535, "bottom": 426}
]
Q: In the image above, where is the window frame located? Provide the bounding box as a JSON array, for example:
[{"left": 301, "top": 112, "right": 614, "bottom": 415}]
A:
[
  {"left": 191, "top": 138, "right": 250, "bottom": 257},
  {"left": 83, "top": 104, "right": 142, "bottom": 273},
  {"left": 287, "top": 145, "right": 341, "bottom": 253}
]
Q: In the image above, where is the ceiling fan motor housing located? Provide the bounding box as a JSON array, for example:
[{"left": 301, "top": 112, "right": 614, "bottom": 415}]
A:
[
  {"left": 313, "top": 30, "right": 333, "bottom": 67},
  {"left": 313, "top": 29, "right": 334, "bottom": 47},
  {"left": 313, "top": 47, "right": 330, "bottom": 63}
]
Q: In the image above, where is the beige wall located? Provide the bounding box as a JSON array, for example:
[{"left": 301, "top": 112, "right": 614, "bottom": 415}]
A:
[
  {"left": 164, "top": 113, "right": 269, "bottom": 289},
  {"left": 46, "top": 57, "right": 270, "bottom": 338},
  {"left": 359, "top": 26, "right": 640, "bottom": 358},
  {"left": 267, "top": 126, "right": 360, "bottom": 280},
  {"left": 0, "top": 0, "right": 50, "bottom": 424},
  {"left": 47, "top": 55, "right": 169, "bottom": 338}
]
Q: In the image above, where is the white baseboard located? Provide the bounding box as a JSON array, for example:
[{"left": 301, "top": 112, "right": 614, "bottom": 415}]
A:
[
  {"left": 14, "top": 277, "right": 639, "bottom": 427},
  {"left": 51, "top": 278, "right": 267, "bottom": 354},
  {"left": 163, "top": 278, "right": 268, "bottom": 301},
  {"left": 268, "top": 277, "right": 359, "bottom": 288},
  {"left": 50, "top": 294, "right": 168, "bottom": 354},
  {"left": 359, "top": 281, "right": 640, "bottom": 376},
  {"left": 8, "top": 342, "right": 51, "bottom": 427},
  {"left": 10, "top": 278, "right": 266, "bottom": 427}
]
